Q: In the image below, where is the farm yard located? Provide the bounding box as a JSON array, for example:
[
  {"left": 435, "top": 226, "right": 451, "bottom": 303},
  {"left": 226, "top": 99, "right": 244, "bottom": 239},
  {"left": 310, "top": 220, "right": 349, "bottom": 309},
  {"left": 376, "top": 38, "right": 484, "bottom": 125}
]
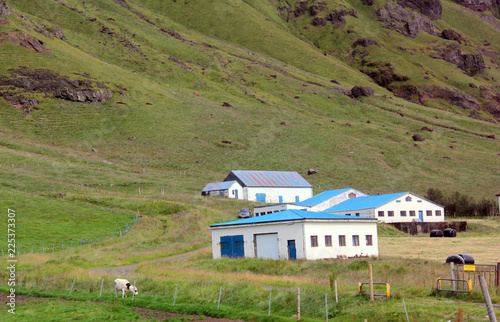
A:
[{"left": 0, "top": 171, "right": 499, "bottom": 321}]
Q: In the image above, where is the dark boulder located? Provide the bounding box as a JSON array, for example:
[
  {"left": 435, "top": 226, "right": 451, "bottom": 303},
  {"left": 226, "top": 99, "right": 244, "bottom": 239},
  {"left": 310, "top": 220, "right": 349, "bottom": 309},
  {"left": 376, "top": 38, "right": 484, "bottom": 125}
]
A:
[
  {"left": 412, "top": 134, "right": 425, "bottom": 141},
  {"left": 440, "top": 29, "right": 466, "bottom": 43},
  {"left": 351, "top": 86, "right": 374, "bottom": 98}
]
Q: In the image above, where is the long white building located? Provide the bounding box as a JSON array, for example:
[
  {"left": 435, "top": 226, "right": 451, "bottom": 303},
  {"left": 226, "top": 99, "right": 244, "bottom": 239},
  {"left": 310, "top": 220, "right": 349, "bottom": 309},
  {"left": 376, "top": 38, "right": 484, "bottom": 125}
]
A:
[
  {"left": 208, "top": 209, "right": 379, "bottom": 260},
  {"left": 324, "top": 192, "right": 445, "bottom": 223}
]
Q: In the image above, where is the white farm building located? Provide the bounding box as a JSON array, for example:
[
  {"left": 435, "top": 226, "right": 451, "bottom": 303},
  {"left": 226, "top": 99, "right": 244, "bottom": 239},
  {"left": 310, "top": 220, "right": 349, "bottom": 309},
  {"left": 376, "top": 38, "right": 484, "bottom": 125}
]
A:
[
  {"left": 202, "top": 170, "right": 313, "bottom": 203},
  {"left": 325, "top": 192, "right": 445, "bottom": 223},
  {"left": 253, "top": 188, "right": 367, "bottom": 216},
  {"left": 208, "top": 209, "right": 379, "bottom": 260}
]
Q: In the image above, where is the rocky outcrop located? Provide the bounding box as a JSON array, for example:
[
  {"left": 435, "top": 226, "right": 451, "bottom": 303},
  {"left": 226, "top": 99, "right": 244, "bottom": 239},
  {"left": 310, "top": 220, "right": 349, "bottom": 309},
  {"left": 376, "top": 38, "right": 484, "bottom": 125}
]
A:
[
  {"left": 351, "top": 86, "right": 374, "bottom": 98},
  {"left": 430, "top": 43, "right": 485, "bottom": 75},
  {"left": 375, "top": 2, "right": 437, "bottom": 38},
  {"left": 440, "top": 29, "right": 467, "bottom": 44},
  {"left": 55, "top": 89, "right": 112, "bottom": 103},
  {"left": 391, "top": 84, "right": 481, "bottom": 110},
  {"left": 0, "top": 68, "right": 113, "bottom": 112},
  {"left": 0, "top": 1, "right": 11, "bottom": 16},
  {"left": 398, "top": 0, "right": 442, "bottom": 20},
  {"left": 1, "top": 31, "right": 53, "bottom": 55},
  {"left": 451, "top": 0, "right": 492, "bottom": 11}
]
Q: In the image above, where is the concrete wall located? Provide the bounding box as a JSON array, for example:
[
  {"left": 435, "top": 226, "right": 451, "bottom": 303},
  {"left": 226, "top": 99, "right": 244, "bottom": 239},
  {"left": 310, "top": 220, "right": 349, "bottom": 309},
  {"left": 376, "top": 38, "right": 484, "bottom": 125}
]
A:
[{"left": 310, "top": 189, "right": 368, "bottom": 212}]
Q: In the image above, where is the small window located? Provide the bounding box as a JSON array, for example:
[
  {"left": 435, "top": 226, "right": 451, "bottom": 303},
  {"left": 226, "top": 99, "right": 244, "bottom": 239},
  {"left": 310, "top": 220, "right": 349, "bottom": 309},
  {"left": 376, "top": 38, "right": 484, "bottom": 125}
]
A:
[
  {"left": 378, "top": 211, "right": 384, "bottom": 217},
  {"left": 352, "top": 235, "right": 360, "bottom": 246},
  {"left": 406, "top": 196, "right": 412, "bottom": 202},
  {"left": 295, "top": 196, "right": 300, "bottom": 202},
  {"left": 436, "top": 210, "right": 442, "bottom": 216},
  {"left": 355, "top": 213, "right": 360, "bottom": 217},
  {"left": 417, "top": 200, "right": 422, "bottom": 203},
  {"left": 348, "top": 193, "right": 357, "bottom": 198},
  {"left": 400, "top": 210, "right": 407, "bottom": 217},
  {"left": 339, "top": 235, "right": 346, "bottom": 247},
  {"left": 325, "top": 235, "right": 332, "bottom": 247},
  {"left": 366, "top": 235, "right": 373, "bottom": 246},
  {"left": 396, "top": 200, "right": 401, "bottom": 203},
  {"left": 267, "top": 211, "right": 272, "bottom": 214},
  {"left": 410, "top": 210, "right": 416, "bottom": 217},
  {"left": 426, "top": 210, "right": 432, "bottom": 216},
  {"left": 388, "top": 211, "right": 394, "bottom": 217},
  {"left": 346, "top": 213, "right": 351, "bottom": 216},
  {"left": 311, "top": 235, "right": 318, "bottom": 247}
]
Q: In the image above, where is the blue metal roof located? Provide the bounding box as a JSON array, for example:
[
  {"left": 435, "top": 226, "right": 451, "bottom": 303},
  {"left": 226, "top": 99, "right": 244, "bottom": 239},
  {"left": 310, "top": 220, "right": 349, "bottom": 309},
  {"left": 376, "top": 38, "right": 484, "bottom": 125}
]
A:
[
  {"left": 324, "top": 192, "right": 408, "bottom": 212},
  {"left": 209, "top": 209, "right": 375, "bottom": 227},
  {"left": 225, "top": 170, "right": 312, "bottom": 188},
  {"left": 294, "top": 188, "right": 355, "bottom": 207},
  {"left": 202, "top": 181, "right": 237, "bottom": 192}
]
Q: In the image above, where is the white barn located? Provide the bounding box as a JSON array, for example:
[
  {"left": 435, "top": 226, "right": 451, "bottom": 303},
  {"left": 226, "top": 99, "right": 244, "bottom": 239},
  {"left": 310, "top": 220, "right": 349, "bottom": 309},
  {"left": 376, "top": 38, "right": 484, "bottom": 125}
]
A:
[
  {"left": 325, "top": 192, "right": 445, "bottom": 223},
  {"left": 201, "top": 181, "right": 243, "bottom": 199},
  {"left": 208, "top": 209, "right": 379, "bottom": 260},
  {"left": 253, "top": 188, "right": 368, "bottom": 216},
  {"left": 203, "top": 170, "right": 313, "bottom": 203}
]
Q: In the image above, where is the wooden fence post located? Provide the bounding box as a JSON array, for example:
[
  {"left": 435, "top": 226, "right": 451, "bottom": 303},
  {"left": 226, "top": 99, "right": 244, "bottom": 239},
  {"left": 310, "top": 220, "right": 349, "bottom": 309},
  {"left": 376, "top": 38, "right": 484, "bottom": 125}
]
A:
[
  {"left": 450, "top": 262, "right": 456, "bottom": 291},
  {"left": 479, "top": 275, "right": 497, "bottom": 322},
  {"left": 297, "top": 287, "right": 300, "bottom": 321},
  {"left": 99, "top": 278, "right": 104, "bottom": 298},
  {"left": 369, "top": 264, "right": 374, "bottom": 301}
]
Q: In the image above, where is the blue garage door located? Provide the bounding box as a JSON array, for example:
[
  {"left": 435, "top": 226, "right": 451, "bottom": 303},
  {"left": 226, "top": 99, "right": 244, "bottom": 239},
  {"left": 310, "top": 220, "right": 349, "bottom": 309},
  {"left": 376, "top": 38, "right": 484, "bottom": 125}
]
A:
[{"left": 220, "top": 235, "right": 245, "bottom": 258}]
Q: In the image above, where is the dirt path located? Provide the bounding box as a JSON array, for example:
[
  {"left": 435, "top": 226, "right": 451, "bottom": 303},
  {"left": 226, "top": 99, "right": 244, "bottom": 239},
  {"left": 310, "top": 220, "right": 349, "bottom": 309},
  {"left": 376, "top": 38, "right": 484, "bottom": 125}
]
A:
[
  {"left": 0, "top": 292, "right": 243, "bottom": 321},
  {"left": 91, "top": 246, "right": 211, "bottom": 275}
]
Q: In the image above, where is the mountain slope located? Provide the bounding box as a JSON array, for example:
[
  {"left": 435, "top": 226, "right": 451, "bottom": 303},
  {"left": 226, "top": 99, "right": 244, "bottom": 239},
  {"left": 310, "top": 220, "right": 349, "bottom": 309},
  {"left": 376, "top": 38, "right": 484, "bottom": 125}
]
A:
[{"left": 0, "top": 0, "right": 498, "bottom": 200}]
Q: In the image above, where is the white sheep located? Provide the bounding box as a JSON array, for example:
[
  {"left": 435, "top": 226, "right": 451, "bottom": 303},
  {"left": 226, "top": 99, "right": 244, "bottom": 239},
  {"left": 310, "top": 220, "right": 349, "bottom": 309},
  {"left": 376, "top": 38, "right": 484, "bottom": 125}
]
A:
[{"left": 114, "top": 278, "right": 138, "bottom": 298}]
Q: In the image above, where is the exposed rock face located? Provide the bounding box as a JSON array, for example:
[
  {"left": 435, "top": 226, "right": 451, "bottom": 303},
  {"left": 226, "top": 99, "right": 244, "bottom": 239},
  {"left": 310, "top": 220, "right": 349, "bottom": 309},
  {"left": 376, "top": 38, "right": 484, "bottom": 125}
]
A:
[
  {"left": 0, "top": 1, "right": 11, "bottom": 16},
  {"left": 391, "top": 84, "right": 480, "bottom": 110},
  {"left": 1, "top": 31, "right": 53, "bottom": 55},
  {"left": 440, "top": 29, "right": 467, "bottom": 43},
  {"left": 451, "top": 0, "right": 492, "bottom": 11},
  {"left": 398, "top": 0, "right": 442, "bottom": 20},
  {"left": 430, "top": 43, "right": 485, "bottom": 75},
  {"left": 327, "top": 9, "right": 348, "bottom": 29},
  {"left": 55, "top": 89, "right": 112, "bottom": 102},
  {"left": 351, "top": 86, "right": 374, "bottom": 98},
  {"left": 376, "top": 2, "right": 437, "bottom": 38},
  {"left": 352, "top": 38, "right": 380, "bottom": 48},
  {"left": 361, "top": 62, "right": 410, "bottom": 87},
  {"left": 0, "top": 68, "right": 112, "bottom": 111}
]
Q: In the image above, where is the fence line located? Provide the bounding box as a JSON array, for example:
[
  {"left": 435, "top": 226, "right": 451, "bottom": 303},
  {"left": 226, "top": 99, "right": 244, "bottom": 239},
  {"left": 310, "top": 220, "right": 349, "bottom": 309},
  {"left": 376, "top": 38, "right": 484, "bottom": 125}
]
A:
[
  {"left": 1, "top": 213, "right": 140, "bottom": 257},
  {"left": 7, "top": 276, "right": 353, "bottom": 320}
]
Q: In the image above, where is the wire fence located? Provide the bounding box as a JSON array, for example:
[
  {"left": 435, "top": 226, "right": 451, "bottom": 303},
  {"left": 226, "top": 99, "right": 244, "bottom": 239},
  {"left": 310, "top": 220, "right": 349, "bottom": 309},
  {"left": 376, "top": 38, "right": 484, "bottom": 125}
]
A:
[
  {"left": 6, "top": 275, "right": 496, "bottom": 321},
  {"left": 0, "top": 212, "right": 140, "bottom": 257},
  {"left": 9, "top": 275, "right": 354, "bottom": 320}
]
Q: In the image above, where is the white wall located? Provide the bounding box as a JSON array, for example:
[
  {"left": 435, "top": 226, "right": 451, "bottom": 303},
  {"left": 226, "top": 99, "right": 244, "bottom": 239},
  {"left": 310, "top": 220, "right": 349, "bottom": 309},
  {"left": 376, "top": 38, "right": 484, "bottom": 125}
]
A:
[
  {"left": 303, "top": 221, "right": 378, "bottom": 259},
  {"left": 329, "top": 193, "right": 444, "bottom": 223},
  {"left": 209, "top": 219, "right": 378, "bottom": 260},
  {"left": 227, "top": 182, "right": 243, "bottom": 200},
  {"left": 245, "top": 187, "right": 313, "bottom": 203}
]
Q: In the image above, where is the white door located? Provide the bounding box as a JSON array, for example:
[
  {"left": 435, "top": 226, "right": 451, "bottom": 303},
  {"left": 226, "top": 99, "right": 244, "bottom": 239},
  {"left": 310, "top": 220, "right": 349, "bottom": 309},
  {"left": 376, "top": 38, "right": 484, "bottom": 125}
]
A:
[{"left": 255, "top": 233, "right": 279, "bottom": 259}]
